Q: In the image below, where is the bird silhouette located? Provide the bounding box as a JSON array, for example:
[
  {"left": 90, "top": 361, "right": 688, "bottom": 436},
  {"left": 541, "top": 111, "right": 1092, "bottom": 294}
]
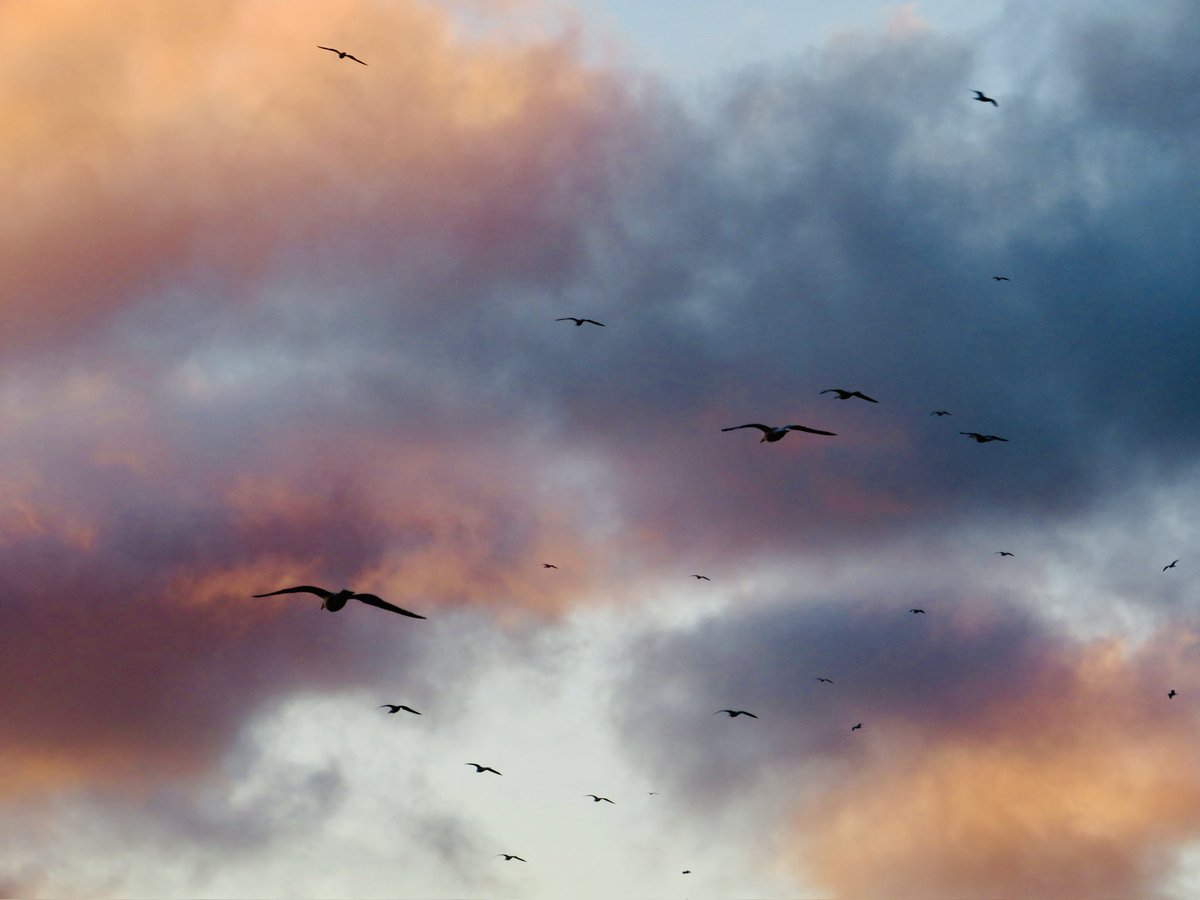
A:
[
  {"left": 380, "top": 704, "right": 421, "bottom": 715},
  {"left": 721, "top": 423, "right": 836, "bottom": 443},
  {"left": 1169, "top": 690, "right": 1178, "bottom": 699},
  {"left": 960, "top": 432, "right": 1008, "bottom": 443},
  {"left": 542, "top": 563, "right": 558, "bottom": 569},
  {"left": 972, "top": 90, "right": 998, "bottom": 106},
  {"left": 821, "top": 389, "right": 878, "bottom": 403},
  {"left": 992, "top": 275, "right": 1011, "bottom": 281},
  {"left": 930, "top": 410, "right": 952, "bottom": 416},
  {"left": 816, "top": 677, "right": 835, "bottom": 684},
  {"left": 714, "top": 709, "right": 758, "bottom": 718},
  {"left": 995, "top": 551, "right": 1015, "bottom": 557},
  {"left": 1164, "top": 560, "right": 1180, "bottom": 571},
  {"left": 682, "top": 870, "right": 692, "bottom": 875},
  {"left": 851, "top": 723, "right": 863, "bottom": 731},
  {"left": 584, "top": 794, "right": 615, "bottom": 803},
  {"left": 318, "top": 46, "right": 367, "bottom": 65},
  {"left": 556, "top": 317, "right": 605, "bottom": 327},
  {"left": 252, "top": 585, "right": 425, "bottom": 618},
  {"left": 466, "top": 763, "right": 502, "bottom": 775},
  {"left": 692, "top": 574, "right": 711, "bottom": 581},
  {"left": 496, "top": 854, "right": 526, "bottom": 862},
  {"left": 909, "top": 608, "right": 926, "bottom": 614}
]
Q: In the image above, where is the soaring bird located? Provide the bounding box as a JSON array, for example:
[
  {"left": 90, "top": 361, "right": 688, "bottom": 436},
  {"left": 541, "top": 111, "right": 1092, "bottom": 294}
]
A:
[
  {"left": 496, "top": 854, "right": 526, "bottom": 862},
  {"left": 930, "top": 410, "right": 952, "bottom": 416},
  {"left": 816, "top": 677, "right": 835, "bottom": 684},
  {"left": 253, "top": 585, "right": 425, "bottom": 618},
  {"left": 682, "top": 870, "right": 692, "bottom": 875},
  {"left": 556, "top": 317, "right": 605, "bottom": 327},
  {"left": 909, "top": 608, "right": 926, "bottom": 614},
  {"left": 960, "top": 432, "right": 1008, "bottom": 443},
  {"left": 714, "top": 709, "right": 758, "bottom": 718},
  {"left": 851, "top": 723, "right": 863, "bottom": 731},
  {"left": 992, "top": 275, "right": 1011, "bottom": 281},
  {"left": 995, "top": 551, "right": 1015, "bottom": 557},
  {"left": 466, "top": 763, "right": 502, "bottom": 775},
  {"left": 972, "top": 90, "right": 998, "bottom": 106},
  {"left": 584, "top": 794, "right": 615, "bottom": 804},
  {"left": 318, "top": 46, "right": 367, "bottom": 65},
  {"left": 542, "top": 563, "right": 558, "bottom": 569},
  {"left": 380, "top": 704, "right": 421, "bottom": 715},
  {"left": 1164, "top": 559, "right": 1180, "bottom": 571},
  {"left": 692, "top": 574, "right": 711, "bottom": 581},
  {"left": 1169, "top": 690, "right": 1178, "bottom": 699},
  {"left": 721, "top": 423, "right": 836, "bottom": 443},
  {"left": 820, "top": 389, "right": 878, "bottom": 403}
]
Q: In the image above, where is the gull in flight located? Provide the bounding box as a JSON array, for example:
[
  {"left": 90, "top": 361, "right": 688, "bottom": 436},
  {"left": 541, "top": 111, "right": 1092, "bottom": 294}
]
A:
[
  {"left": 466, "top": 763, "right": 502, "bottom": 775},
  {"left": 253, "top": 585, "right": 425, "bottom": 618},
  {"left": 909, "top": 608, "right": 926, "bottom": 614},
  {"left": 816, "top": 677, "right": 835, "bottom": 684},
  {"left": 318, "top": 46, "right": 367, "bottom": 65},
  {"left": 930, "top": 410, "right": 952, "bottom": 416},
  {"left": 497, "top": 854, "right": 526, "bottom": 862},
  {"left": 820, "top": 389, "right": 878, "bottom": 403},
  {"left": 960, "top": 432, "right": 1009, "bottom": 443},
  {"left": 851, "top": 722, "right": 863, "bottom": 731},
  {"left": 972, "top": 90, "right": 998, "bottom": 106},
  {"left": 714, "top": 709, "right": 758, "bottom": 718},
  {"left": 380, "top": 704, "right": 421, "bottom": 715},
  {"left": 692, "top": 574, "right": 711, "bottom": 581},
  {"left": 993, "top": 275, "right": 1011, "bottom": 281},
  {"left": 1169, "top": 690, "right": 1178, "bottom": 699},
  {"left": 1164, "top": 559, "right": 1180, "bottom": 571},
  {"left": 995, "top": 551, "right": 1015, "bottom": 557},
  {"left": 722, "top": 423, "right": 836, "bottom": 443},
  {"left": 542, "top": 563, "right": 558, "bottom": 569},
  {"left": 556, "top": 317, "right": 605, "bottom": 327},
  {"left": 584, "top": 794, "right": 615, "bottom": 804}
]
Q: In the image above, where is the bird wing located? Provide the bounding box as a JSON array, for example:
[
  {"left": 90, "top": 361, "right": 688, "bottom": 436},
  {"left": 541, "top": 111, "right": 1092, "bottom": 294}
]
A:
[
  {"left": 253, "top": 585, "right": 332, "bottom": 599},
  {"left": 400, "top": 706, "right": 421, "bottom": 714},
  {"left": 555, "top": 317, "right": 581, "bottom": 323},
  {"left": 352, "top": 593, "right": 427, "bottom": 618},
  {"left": 852, "top": 392, "right": 879, "bottom": 402},
  {"left": 785, "top": 425, "right": 837, "bottom": 435},
  {"left": 317, "top": 46, "right": 339, "bottom": 52},
  {"left": 346, "top": 54, "right": 367, "bottom": 65},
  {"left": 819, "top": 389, "right": 843, "bottom": 396},
  {"left": 582, "top": 319, "right": 606, "bottom": 326},
  {"left": 722, "top": 424, "right": 771, "bottom": 433},
  {"left": 744, "top": 712, "right": 759, "bottom": 718}
]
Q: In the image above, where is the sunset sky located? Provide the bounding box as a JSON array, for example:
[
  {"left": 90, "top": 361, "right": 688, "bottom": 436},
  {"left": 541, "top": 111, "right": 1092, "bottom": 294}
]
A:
[{"left": 3, "top": 1, "right": 1199, "bottom": 897}]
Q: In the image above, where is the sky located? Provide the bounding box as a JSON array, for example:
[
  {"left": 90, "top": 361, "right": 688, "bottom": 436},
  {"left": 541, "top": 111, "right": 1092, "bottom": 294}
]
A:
[{"left": 2, "top": 0, "right": 1199, "bottom": 897}]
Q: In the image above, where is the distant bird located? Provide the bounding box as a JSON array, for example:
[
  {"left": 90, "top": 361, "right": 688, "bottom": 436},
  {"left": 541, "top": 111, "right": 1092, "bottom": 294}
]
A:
[
  {"left": 584, "top": 794, "right": 615, "bottom": 803},
  {"left": 995, "top": 551, "right": 1015, "bottom": 557},
  {"left": 682, "top": 870, "right": 692, "bottom": 875},
  {"left": 930, "top": 410, "right": 952, "bottom": 416},
  {"left": 821, "top": 389, "right": 878, "bottom": 403},
  {"left": 960, "top": 432, "right": 1008, "bottom": 443},
  {"left": 1164, "top": 560, "right": 1180, "bottom": 571},
  {"left": 648, "top": 792, "right": 660, "bottom": 795},
  {"left": 542, "top": 563, "right": 558, "bottom": 569},
  {"left": 721, "top": 423, "right": 836, "bottom": 443},
  {"left": 380, "top": 704, "right": 421, "bottom": 715},
  {"left": 466, "top": 763, "right": 502, "bottom": 775},
  {"left": 1169, "top": 690, "right": 1178, "bottom": 699},
  {"left": 992, "top": 275, "right": 1011, "bottom": 281},
  {"left": 909, "top": 608, "right": 926, "bottom": 614},
  {"left": 851, "top": 723, "right": 863, "bottom": 731},
  {"left": 252, "top": 585, "right": 425, "bottom": 618},
  {"left": 692, "top": 574, "right": 711, "bottom": 581},
  {"left": 556, "top": 317, "right": 605, "bottom": 327},
  {"left": 318, "top": 46, "right": 367, "bottom": 65},
  {"left": 496, "top": 854, "right": 526, "bottom": 862},
  {"left": 816, "top": 677, "right": 835, "bottom": 684},
  {"left": 972, "top": 90, "right": 998, "bottom": 106},
  {"left": 714, "top": 709, "right": 758, "bottom": 718}
]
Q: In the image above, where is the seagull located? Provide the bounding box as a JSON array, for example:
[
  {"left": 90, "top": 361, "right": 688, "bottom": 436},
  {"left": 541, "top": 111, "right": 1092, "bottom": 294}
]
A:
[
  {"left": 714, "top": 709, "right": 758, "bottom": 718},
  {"left": 816, "top": 677, "right": 835, "bottom": 684},
  {"left": 542, "top": 563, "right": 558, "bottom": 569},
  {"left": 960, "top": 432, "right": 1009, "bottom": 443},
  {"left": 252, "top": 585, "right": 425, "bottom": 618},
  {"left": 851, "top": 723, "right": 863, "bottom": 731},
  {"left": 721, "top": 423, "right": 836, "bottom": 443},
  {"left": 1169, "top": 690, "right": 1178, "bottom": 699},
  {"left": 496, "top": 854, "right": 526, "bottom": 862},
  {"left": 909, "top": 608, "right": 926, "bottom": 614},
  {"left": 682, "top": 870, "right": 692, "bottom": 875},
  {"left": 556, "top": 317, "right": 605, "bottom": 327},
  {"left": 466, "top": 763, "right": 502, "bottom": 775},
  {"left": 992, "top": 275, "right": 1011, "bottom": 281},
  {"left": 1164, "top": 560, "right": 1180, "bottom": 571},
  {"left": 318, "top": 46, "right": 367, "bottom": 65},
  {"left": 972, "top": 90, "right": 998, "bottom": 106},
  {"left": 692, "top": 574, "right": 711, "bottom": 581},
  {"left": 930, "top": 410, "right": 952, "bottom": 416},
  {"left": 584, "top": 794, "right": 615, "bottom": 803},
  {"left": 995, "top": 551, "right": 1015, "bottom": 557},
  {"left": 820, "top": 389, "right": 878, "bottom": 403},
  {"left": 648, "top": 792, "right": 660, "bottom": 795},
  {"left": 380, "top": 704, "right": 421, "bottom": 715}
]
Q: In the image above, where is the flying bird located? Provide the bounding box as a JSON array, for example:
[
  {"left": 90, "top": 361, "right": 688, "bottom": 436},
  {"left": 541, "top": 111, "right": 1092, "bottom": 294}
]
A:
[
  {"left": 820, "top": 389, "right": 878, "bottom": 403},
  {"left": 930, "top": 410, "right": 952, "bottom": 416},
  {"left": 972, "top": 90, "right": 998, "bottom": 106},
  {"left": 584, "top": 794, "right": 615, "bottom": 803},
  {"left": 851, "top": 723, "right": 863, "bottom": 731},
  {"left": 555, "top": 317, "right": 605, "bottom": 327},
  {"left": 992, "top": 275, "right": 1011, "bottom": 281},
  {"left": 995, "top": 551, "right": 1015, "bottom": 557},
  {"left": 379, "top": 704, "right": 421, "bottom": 715},
  {"left": 682, "top": 870, "right": 692, "bottom": 875},
  {"left": 496, "top": 854, "right": 526, "bottom": 862},
  {"left": 318, "top": 46, "right": 367, "bottom": 65},
  {"left": 1164, "top": 560, "right": 1180, "bottom": 571},
  {"left": 721, "top": 423, "right": 836, "bottom": 443},
  {"left": 466, "top": 763, "right": 502, "bottom": 775},
  {"left": 542, "top": 563, "right": 558, "bottom": 569},
  {"left": 692, "top": 574, "right": 711, "bottom": 581},
  {"left": 1169, "top": 690, "right": 1178, "bottom": 699},
  {"left": 909, "top": 608, "right": 926, "bottom": 614},
  {"left": 960, "top": 432, "right": 1009, "bottom": 443},
  {"left": 714, "top": 709, "right": 758, "bottom": 718},
  {"left": 252, "top": 585, "right": 425, "bottom": 618},
  {"left": 816, "top": 677, "right": 835, "bottom": 684}
]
